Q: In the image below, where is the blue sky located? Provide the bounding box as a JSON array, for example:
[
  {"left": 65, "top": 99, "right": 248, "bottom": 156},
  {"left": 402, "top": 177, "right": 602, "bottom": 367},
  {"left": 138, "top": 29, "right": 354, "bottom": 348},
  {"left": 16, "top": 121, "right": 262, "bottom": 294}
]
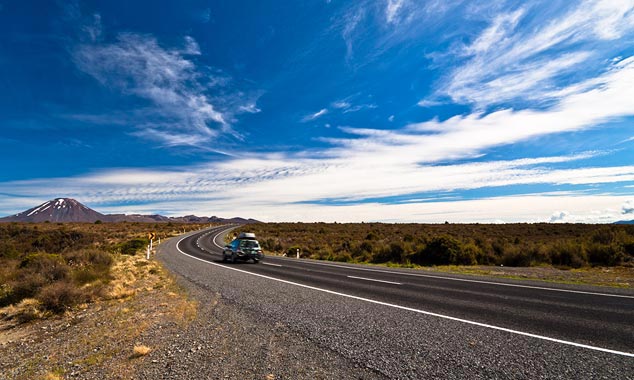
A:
[{"left": 1, "top": 0, "right": 634, "bottom": 223}]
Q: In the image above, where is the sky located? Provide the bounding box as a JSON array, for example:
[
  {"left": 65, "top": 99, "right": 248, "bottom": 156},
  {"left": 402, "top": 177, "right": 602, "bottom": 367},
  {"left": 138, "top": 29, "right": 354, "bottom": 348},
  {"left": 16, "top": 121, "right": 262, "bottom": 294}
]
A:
[{"left": 1, "top": 0, "right": 634, "bottom": 223}]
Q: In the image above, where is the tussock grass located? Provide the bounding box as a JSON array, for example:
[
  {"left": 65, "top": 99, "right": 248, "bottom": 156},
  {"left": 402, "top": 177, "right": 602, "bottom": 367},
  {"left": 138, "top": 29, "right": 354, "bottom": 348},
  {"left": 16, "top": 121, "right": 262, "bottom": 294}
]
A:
[{"left": 132, "top": 345, "right": 151, "bottom": 358}]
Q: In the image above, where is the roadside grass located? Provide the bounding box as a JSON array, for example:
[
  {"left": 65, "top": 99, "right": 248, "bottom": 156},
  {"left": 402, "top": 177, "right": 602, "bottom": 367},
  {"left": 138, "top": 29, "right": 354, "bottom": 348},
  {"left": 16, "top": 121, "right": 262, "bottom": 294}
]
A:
[
  {"left": 0, "top": 237, "right": 202, "bottom": 379},
  {"left": 0, "top": 222, "right": 210, "bottom": 321},
  {"left": 0, "top": 222, "right": 209, "bottom": 379},
  {"left": 426, "top": 265, "right": 634, "bottom": 288}
]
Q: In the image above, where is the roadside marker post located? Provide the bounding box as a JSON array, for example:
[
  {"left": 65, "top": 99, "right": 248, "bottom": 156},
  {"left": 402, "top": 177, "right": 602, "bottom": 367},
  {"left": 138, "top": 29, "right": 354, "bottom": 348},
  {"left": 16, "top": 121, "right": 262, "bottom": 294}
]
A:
[
  {"left": 148, "top": 232, "right": 156, "bottom": 256},
  {"left": 296, "top": 248, "right": 300, "bottom": 259},
  {"left": 146, "top": 245, "right": 150, "bottom": 260}
]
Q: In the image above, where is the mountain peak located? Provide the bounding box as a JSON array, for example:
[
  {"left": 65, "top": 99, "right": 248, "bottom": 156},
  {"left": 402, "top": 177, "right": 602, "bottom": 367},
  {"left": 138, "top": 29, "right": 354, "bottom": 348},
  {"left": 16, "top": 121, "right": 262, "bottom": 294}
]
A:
[
  {"left": 3, "top": 198, "right": 105, "bottom": 223},
  {"left": 0, "top": 198, "right": 261, "bottom": 224}
]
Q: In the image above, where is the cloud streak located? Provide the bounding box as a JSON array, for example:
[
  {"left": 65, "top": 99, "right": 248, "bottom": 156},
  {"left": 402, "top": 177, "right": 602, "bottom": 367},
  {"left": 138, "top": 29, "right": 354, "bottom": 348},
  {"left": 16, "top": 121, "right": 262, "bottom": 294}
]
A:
[
  {"left": 73, "top": 32, "right": 250, "bottom": 147},
  {"left": 440, "top": 0, "right": 634, "bottom": 109}
]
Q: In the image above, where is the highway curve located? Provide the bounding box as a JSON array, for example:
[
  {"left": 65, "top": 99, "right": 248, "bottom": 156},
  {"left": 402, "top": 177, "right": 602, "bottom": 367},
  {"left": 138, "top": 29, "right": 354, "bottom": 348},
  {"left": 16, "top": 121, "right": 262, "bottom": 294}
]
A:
[{"left": 158, "top": 225, "right": 634, "bottom": 379}]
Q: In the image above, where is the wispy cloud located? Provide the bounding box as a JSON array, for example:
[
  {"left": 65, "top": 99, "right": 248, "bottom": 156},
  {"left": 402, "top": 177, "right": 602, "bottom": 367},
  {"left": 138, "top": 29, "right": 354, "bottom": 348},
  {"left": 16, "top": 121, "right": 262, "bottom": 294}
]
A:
[
  {"left": 439, "top": 1, "right": 634, "bottom": 109},
  {"left": 385, "top": 0, "right": 406, "bottom": 24},
  {"left": 417, "top": 99, "right": 442, "bottom": 108},
  {"left": 74, "top": 33, "right": 228, "bottom": 145},
  {"left": 302, "top": 108, "right": 329, "bottom": 122},
  {"left": 73, "top": 23, "right": 258, "bottom": 148}
]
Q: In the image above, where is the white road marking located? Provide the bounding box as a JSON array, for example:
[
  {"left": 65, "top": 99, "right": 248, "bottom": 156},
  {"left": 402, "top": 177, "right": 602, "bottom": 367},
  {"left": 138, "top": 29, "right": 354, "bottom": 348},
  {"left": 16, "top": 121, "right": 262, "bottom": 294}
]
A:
[
  {"left": 272, "top": 257, "right": 634, "bottom": 299},
  {"left": 262, "top": 262, "right": 283, "bottom": 267},
  {"left": 174, "top": 232, "right": 634, "bottom": 358},
  {"left": 347, "top": 275, "right": 402, "bottom": 285}
]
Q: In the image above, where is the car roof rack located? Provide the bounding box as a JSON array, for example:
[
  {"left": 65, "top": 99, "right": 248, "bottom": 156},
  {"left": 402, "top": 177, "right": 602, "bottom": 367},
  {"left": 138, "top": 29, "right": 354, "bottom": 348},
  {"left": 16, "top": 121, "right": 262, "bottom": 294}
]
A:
[{"left": 238, "top": 232, "right": 257, "bottom": 239}]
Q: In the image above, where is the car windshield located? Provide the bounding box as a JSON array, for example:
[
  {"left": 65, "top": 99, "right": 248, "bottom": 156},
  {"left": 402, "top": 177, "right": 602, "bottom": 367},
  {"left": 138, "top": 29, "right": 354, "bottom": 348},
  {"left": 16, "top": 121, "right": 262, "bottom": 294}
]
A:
[{"left": 240, "top": 240, "right": 260, "bottom": 249}]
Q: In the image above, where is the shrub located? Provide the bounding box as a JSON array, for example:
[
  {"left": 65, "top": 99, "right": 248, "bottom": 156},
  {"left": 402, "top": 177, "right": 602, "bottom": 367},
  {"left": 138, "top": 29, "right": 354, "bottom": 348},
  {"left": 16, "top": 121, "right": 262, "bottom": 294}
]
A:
[
  {"left": 372, "top": 242, "right": 405, "bottom": 264},
  {"left": 118, "top": 239, "right": 148, "bottom": 255},
  {"left": 20, "top": 253, "right": 69, "bottom": 283},
  {"left": 550, "top": 241, "right": 587, "bottom": 268},
  {"left": 501, "top": 245, "right": 532, "bottom": 267},
  {"left": 63, "top": 249, "right": 113, "bottom": 268},
  {"left": 415, "top": 235, "right": 461, "bottom": 266},
  {"left": 37, "top": 281, "right": 84, "bottom": 313},
  {"left": 455, "top": 242, "right": 479, "bottom": 265},
  {"left": 6, "top": 271, "right": 47, "bottom": 305},
  {"left": 587, "top": 243, "right": 623, "bottom": 266}
]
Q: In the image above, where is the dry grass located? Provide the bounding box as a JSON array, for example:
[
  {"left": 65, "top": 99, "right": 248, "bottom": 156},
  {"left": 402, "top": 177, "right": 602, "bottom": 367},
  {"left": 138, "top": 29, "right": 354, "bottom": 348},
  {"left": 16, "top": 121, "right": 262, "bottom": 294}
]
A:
[
  {"left": 1, "top": 298, "right": 47, "bottom": 323},
  {"left": 132, "top": 345, "right": 151, "bottom": 358},
  {"left": 43, "top": 372, "right": 63, "bottom": 380}
]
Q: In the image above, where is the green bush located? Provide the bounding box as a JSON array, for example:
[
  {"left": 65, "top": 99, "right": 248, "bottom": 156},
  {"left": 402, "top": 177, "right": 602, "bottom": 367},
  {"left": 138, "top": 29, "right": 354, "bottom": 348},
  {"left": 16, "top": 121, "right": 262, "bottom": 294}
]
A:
[
  {"left": 414, "top": 235, "right": 461, "bottom": 266},
  {"left": 587, "top": 243, "right": 623, "bottom": 266},
  {"left": 550, "top": 241, "right": 587, "bottom": 268},
  {"left": 501, "top": 245, "right": 532, "bottom": 267},
  {"left": 372, "top": 242, "right": 405, "bottom": 264},
  {"left": 118, "top": 239, "right": 148, "bottom": 255}
]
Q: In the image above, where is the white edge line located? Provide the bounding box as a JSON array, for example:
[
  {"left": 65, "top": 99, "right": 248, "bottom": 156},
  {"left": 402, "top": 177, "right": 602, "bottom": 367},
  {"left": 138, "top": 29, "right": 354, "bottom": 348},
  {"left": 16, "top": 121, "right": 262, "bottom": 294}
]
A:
[
  {"left": 348, "top": 275, "right": 402, "bottom": 285},
  {"left": 176, "top": 232, "right": 634, "bottom": 358},
  {"left": 274, "top": 257, "right": 634, "bottom": 299}
]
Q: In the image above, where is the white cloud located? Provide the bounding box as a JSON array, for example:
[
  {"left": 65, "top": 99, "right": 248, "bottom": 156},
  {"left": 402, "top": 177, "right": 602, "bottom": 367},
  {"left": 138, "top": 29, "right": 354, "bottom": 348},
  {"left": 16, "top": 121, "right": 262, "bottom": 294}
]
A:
[
  {"left": 441, "top": 1, "right": 634, "bottom": 108},
  {"left": 302, "top": 108, "right": 329, "bottom": 122},
  {"left": 417, "top": 99, "right": 442, "bottom": 108},
  {"left": 463, "top": 9, "right": 524, "bottom": 55},
  {"left": 73, "top": 32, "right": 252, "bottom": 147},
  {"left": 550, "top": 210, "right": 569, "bottom": 223},
  {"left": 332, "top": 101, "right": 351, "bottom": 109},
  {"left": 341, "top": 8, "right": 366, "bottom": 62},
  {"left": 622, "top": 200, "right": 634, "bottom": 214},
  {"left": 385, "top": 0, "right": 406, "bottom": 24},
  {"left": 238, "top": 103, "right": 262, "bottom": 114}
]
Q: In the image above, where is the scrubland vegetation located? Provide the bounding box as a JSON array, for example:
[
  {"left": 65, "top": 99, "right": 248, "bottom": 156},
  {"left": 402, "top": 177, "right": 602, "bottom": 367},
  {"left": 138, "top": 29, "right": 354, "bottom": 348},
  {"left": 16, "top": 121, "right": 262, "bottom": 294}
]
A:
[
  {"left": 0, "top": 222, "right": 208, "bottom": 320},
  {"left": 236, "top": 223, "right": 634, "bottom": 268}
]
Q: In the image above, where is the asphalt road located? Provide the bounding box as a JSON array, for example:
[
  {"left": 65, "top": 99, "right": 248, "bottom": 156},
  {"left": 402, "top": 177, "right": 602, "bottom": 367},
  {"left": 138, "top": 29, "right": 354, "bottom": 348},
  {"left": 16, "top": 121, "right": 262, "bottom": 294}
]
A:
[{"left": 162, "top": 225, "right": 634, "bottom": 378}]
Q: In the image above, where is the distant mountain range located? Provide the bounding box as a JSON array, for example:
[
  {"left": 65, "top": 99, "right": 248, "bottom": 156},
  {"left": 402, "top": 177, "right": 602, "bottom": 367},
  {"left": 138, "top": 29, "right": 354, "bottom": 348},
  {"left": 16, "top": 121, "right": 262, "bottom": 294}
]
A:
[
  {"left": 0, "top": 198, "right": 260, "bottom": 224},
  {"left": 614, "top": 220, "right": 634, "bottom": 225}
]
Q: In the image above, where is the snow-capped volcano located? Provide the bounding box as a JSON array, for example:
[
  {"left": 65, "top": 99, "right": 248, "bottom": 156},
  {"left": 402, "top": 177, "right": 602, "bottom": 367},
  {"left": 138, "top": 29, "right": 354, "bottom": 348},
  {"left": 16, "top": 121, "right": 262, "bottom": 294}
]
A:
[
  {"left": 1, "top": 198, "right": 106, "bottom": 223},
  {"left": 0, "top": 198, "right": 261, "bottom": 224}
]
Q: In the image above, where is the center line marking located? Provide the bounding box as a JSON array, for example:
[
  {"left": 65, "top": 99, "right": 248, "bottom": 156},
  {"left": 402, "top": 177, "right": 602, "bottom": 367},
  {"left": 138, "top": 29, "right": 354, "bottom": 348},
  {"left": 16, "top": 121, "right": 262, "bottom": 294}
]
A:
[
  {"left": 348, "top": 275, "right": 402, "bottom": 285},
  {"left": 262, "top": 262, "right": 283, "bottom": 267}
]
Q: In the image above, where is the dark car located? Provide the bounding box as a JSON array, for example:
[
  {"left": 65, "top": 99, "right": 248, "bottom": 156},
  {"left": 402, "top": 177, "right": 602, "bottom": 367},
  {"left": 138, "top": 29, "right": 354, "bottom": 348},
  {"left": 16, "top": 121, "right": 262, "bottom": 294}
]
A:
[{"left": 222, "top": 232, "right": 264, "bottom": 263}]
